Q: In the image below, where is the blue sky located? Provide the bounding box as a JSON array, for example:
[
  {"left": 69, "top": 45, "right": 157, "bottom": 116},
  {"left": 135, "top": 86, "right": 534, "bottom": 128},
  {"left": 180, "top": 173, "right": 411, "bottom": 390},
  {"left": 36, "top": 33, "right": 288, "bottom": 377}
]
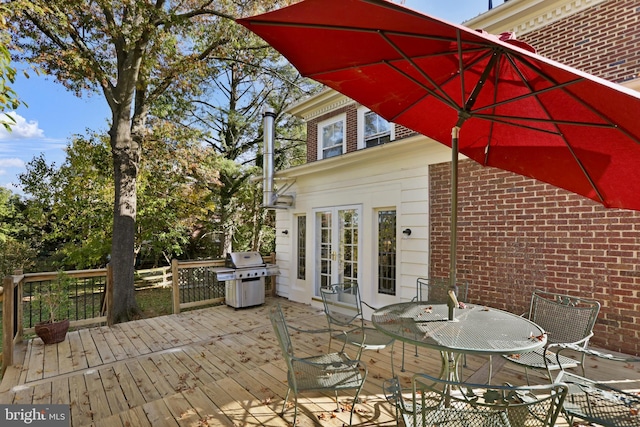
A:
[{"left": 0, "top": 0, "right": 506, "bottom": 194}]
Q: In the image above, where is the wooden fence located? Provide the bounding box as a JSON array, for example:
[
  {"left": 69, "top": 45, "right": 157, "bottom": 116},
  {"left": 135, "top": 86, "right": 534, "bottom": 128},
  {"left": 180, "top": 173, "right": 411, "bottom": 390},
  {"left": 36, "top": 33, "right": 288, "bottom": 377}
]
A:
[{"left": 1, "top": 254, "right": 277, "bottom": 374}]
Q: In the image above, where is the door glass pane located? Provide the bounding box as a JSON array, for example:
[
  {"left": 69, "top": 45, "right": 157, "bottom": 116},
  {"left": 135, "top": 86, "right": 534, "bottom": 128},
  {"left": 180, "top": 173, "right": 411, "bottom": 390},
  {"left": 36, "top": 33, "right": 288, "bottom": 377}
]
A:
[
  {"left": 315, "top": 207, "right": 360, "bottom": 297},
  {"left": 316, "top": 211, "right": 332, "bottom": 296},
  {"left": 378, "top": 210, "right": 396, "bottom": 296},
  {"left": 339, "top": 209, "right": 358, "bottom": 285}
]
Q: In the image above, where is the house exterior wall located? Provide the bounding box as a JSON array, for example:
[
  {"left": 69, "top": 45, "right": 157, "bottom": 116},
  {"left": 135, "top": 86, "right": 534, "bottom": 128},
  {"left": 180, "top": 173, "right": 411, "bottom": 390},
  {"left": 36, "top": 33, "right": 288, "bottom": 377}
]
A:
[
  {"left": 517, "top": 0, "right": 640, "bottom": 85},
  {"left": 277, "top": 0, "right": 640, "bottom": 355},
  {"left": 275, "top": 137, "right": 450, "bottom": 308},
  {"left": 429, "top": 0, "right": 640, "bottom": 355}
]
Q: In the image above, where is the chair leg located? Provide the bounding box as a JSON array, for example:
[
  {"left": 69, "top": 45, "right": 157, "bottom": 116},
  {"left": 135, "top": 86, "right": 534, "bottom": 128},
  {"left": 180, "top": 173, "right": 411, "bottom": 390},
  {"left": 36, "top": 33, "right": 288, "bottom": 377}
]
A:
[
  {"left": 292, "top": 394, "right": 298, "bottom": 426},
  {"left": 350, "top": 378, "right": 367, "bottom": 425},
  {"left": 400, "top": 342, "right": 405, "bottom": 372},
  {"left": 282, "top": 387, "right": 291, "bottom": 415}
]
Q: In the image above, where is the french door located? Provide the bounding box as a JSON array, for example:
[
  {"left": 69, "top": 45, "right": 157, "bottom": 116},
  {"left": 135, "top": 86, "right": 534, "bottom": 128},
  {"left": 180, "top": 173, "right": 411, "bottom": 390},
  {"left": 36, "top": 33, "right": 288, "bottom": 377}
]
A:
[{"left": 314, "top": 206, "right": 360, "bottom": 297}]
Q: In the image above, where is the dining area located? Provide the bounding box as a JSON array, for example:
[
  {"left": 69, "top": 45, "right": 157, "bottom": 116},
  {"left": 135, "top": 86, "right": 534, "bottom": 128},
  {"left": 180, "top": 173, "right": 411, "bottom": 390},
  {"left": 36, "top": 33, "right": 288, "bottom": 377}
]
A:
[
  {"left": 1, "top": 294, "right": 639, "bottom": 426},
  {"left": 273, "top": 280, "right": 640, "bottom": 427}
]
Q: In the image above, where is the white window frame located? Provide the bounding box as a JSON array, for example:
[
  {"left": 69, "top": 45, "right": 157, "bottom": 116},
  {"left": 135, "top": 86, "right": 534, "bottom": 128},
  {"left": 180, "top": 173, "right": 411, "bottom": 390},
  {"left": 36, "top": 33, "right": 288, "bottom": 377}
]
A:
[
  {"left": 357, "top": 107, "right": 395, "bottom": 149},
  {"left": 317, "top": 113, "right": 346, "bottom": 160}
]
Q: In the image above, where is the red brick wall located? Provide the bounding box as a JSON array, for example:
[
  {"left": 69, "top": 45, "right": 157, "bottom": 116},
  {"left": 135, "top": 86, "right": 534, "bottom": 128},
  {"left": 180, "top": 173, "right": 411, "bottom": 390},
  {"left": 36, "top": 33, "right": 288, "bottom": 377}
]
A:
[
  {"left": 430, "top": 161, "right": 640, "bottom": 355},
  {"left": 346, "top": 106, "right": 358, "bottom": 154},
  {"left": 395, "top": 124, "right": 418, "bottom": 140},
  {"left": 430, "top": 0, "right": 640, "bottom": 355},
  {"left": 519, "top": 0, "right": 640, "bottom": 84}
]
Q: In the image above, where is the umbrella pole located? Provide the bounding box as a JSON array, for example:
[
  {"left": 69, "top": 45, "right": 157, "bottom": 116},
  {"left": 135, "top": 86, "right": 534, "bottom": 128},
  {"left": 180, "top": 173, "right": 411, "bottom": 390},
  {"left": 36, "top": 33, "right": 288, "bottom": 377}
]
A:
[{"left": 450, "top": 126, "right": 460, "bottom": 292}]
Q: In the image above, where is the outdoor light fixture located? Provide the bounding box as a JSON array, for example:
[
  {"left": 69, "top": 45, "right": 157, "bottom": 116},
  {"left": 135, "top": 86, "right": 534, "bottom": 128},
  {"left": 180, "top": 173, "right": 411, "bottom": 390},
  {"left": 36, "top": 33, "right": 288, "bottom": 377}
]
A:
[
  {"left": 403, "top": 228, "right": 412, "bottom": 236},
  {"left": 282, "top": 230, "right": 289, "bottom": 235}
]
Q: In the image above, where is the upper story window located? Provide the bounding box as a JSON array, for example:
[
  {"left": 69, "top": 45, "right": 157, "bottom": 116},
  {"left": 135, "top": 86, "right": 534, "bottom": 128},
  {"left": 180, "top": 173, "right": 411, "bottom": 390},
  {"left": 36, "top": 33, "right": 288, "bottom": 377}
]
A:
[
  {"left": 318, "top": 114, "right": 346, "bottom": 160},
  {"left": 357, "top": 107, "right": 394, "bottom": 149}
]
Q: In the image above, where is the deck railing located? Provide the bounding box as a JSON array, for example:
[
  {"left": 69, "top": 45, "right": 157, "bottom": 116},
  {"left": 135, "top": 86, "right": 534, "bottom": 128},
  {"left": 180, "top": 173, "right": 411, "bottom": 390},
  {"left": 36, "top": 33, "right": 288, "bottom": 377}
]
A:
[
  {"left": 170, "top": 253, "right": 276, "bottom": 314},
  {"left": 1, "top": 254, "right": 276, "bottom": 374},
  {"left": 1, "top": 268, "right": 109, "bottom": 374}
]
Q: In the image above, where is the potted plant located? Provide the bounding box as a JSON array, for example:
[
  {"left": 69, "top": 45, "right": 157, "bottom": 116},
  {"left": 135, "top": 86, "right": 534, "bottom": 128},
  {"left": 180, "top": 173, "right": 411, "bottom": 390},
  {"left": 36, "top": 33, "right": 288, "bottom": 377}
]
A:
[{"left": 33, "top": 271, "right": 72, "bottom": 344}]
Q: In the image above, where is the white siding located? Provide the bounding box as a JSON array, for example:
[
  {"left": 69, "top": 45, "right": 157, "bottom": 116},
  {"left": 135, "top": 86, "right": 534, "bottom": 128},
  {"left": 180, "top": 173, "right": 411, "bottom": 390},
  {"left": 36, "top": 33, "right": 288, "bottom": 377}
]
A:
[{"left": 274, "top": 136, "right": 452, "bottom": 310}]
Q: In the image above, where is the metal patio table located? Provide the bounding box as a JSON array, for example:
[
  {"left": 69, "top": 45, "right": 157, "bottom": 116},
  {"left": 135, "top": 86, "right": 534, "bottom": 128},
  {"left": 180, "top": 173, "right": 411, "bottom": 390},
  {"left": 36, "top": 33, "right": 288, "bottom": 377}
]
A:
[{"left": 372, "top": 302, "right": 547, "bottom": 380}]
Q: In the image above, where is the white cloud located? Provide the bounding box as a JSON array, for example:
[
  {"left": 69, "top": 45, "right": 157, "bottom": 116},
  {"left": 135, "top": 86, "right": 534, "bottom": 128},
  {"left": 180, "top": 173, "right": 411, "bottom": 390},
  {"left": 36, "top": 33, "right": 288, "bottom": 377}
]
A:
[
  {"left": 0, "top": 111, "right": 45, "bottom": 140},
  {"left": 0, "top": 158, "right": 24, "bottom": 168}
]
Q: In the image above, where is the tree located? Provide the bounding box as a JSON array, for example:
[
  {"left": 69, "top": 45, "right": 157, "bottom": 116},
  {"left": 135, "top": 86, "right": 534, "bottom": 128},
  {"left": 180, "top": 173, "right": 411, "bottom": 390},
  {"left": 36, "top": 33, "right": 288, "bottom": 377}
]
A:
[
  {"left": 0, "top": 187, "right": 36, "bottom": 275},
  {"left": 7, "top": 0, "right": 292, "bottom": 323},
  {"left": 19, "top": 128, "right": 219, "bottom": 270},
  {"left": 181, "top": 46, "right": 313, "bottom": 257},
  {"left": 0, "top": 2, "right": 20, "bottom": 129}
]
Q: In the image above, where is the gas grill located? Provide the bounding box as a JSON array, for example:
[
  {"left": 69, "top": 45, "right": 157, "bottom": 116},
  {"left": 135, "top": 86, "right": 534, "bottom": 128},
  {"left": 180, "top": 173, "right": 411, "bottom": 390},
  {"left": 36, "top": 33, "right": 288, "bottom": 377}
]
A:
[{"left": 214, "top": 251, "right": 279, "bottom": 308}]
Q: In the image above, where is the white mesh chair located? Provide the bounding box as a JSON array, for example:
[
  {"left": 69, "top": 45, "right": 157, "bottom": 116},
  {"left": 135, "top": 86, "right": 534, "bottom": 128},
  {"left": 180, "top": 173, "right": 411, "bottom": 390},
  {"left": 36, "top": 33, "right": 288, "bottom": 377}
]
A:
[
  {"left": 554, "top": 343, "right": 640, "bottom": 427},
  {"left": 383, "top": 372, "right": 568, "bottom": 427},
  {"left": 269, "top": 304, "right": 367, "bottom": 426},
  {"left": 503, "top": 289, "right": 600, "bottom": 384},
  {"left": 320, "top": 283, "right": 395, "bottom": 361}
]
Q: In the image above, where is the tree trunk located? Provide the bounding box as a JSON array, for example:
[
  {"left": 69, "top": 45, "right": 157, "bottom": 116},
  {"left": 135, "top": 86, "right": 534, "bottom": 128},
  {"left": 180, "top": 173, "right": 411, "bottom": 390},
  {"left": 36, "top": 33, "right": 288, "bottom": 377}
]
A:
[{"left": 108, "top": 115, "right": 141, "bottom": 324}]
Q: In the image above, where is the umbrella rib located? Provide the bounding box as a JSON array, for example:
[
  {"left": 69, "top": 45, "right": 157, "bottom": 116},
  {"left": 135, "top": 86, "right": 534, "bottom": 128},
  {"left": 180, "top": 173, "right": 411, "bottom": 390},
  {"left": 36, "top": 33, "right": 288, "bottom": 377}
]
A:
[
  {"left": 474, "top": 113, "right": 617, "bottom": 129},
  {"left": 457, "top": 29, "right": 466, "bottom": 121},
  {"left": 484, "top": 58, "right": 501, "bottom": 165},
  {"left": 381, "top": 61, "right": 455, "bottom": 123},
  {"left": 377, "top": 31, "right": 459, "bottom": 108},
  {"left": 506, "top": 53, "right": 607, "bottom": 204},
  {"left": 471, "top": 78, "right": 585, "bottom": 113},
  {"left": 472, "top": 114, "right": 563, "bottom": 136},
  {"left": 244, "top": 19, "right": 464, "bottom": 45},
  {"left": 510, "top": 52, "right": 638, "bottom": 141},
  {"left": 304, "top": 43, "right": 490, "bottom": 79}
]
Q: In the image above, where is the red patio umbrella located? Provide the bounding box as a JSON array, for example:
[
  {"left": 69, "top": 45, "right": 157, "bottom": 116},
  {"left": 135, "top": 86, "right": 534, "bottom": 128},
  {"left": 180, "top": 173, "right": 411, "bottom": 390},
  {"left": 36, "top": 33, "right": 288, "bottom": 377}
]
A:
[{"left": 237, "top": 0, "right": 640, "bottom": 290}]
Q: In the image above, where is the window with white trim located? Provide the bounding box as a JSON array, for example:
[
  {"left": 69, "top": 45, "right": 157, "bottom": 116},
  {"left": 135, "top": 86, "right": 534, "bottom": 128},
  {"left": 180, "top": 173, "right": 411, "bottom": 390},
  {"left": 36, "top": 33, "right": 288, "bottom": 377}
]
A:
[
  {"left": 317, "top": 114, "right": 346, "bottom": 160},
  {"left": 357, "top": 107, "right": 394, "bottom": 149},
  {"left": 296, "top": 215, "right": 306, "bottom": 280},
  {"left": 377, "top": 209, "right": 397, "bottom": 296}
]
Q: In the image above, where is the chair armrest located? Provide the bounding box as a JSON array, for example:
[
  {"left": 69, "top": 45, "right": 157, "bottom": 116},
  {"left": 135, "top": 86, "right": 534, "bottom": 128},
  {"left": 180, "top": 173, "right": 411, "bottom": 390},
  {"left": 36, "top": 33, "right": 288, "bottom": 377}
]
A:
[
  {"left": 555, "top": 342, "right": 640, "bottom": 367},
  {"left": 382, "top": 377, "right": 417, "bottom": 416},
  {"left": 286, "top": 324, "right": 332, "bottom": 334},
  {"left": 287, "top": 324, "right": 349, "bottom": 353},
  {"left": 361, "top": 300, "right": 378, "bottom": 311}
]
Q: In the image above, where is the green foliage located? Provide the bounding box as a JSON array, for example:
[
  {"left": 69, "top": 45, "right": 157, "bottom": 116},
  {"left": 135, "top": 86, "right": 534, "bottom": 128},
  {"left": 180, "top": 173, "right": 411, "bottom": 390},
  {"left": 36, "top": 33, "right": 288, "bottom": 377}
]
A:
[
  {"left": 7, "top": 0, "right": 314, "bottom": 276},
  {"left": 0, "top": 187, "right": 36, "bottom": 275},
  {"left": 32, "top": 271, "right": 72, "bottom": 323},
  {"left": 0, "top": 3, "right": 19, "bottom": 130}
]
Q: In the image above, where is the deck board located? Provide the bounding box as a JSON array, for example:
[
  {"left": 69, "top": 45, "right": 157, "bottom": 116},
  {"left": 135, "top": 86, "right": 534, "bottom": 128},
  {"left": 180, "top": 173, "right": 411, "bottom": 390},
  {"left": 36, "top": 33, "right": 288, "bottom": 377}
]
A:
[
  {"left": 1, "top": 297, "right": 639, "bottom": 426},
  {"left": 101, "top": 366, "right": 131, "bottom": 415}
]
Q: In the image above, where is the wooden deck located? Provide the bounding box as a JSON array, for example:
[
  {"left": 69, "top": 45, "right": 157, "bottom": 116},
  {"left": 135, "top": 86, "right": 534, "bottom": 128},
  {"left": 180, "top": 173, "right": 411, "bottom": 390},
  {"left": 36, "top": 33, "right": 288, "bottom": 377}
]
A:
[{"left": 1, "top": 297, "right": 638, "bottom": 426}]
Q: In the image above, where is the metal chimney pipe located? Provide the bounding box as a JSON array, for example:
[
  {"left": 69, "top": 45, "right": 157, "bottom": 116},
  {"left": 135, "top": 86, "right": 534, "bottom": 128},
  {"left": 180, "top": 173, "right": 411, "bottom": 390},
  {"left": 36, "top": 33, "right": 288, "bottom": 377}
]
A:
[{"left": 262, "top": 106, "right": 276, "bottom": 207}]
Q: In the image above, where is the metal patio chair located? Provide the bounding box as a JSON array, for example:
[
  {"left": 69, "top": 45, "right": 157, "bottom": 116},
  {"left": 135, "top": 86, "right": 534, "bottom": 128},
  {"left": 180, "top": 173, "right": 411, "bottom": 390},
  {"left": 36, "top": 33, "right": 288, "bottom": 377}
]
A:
[
  {"left": 402, "top": 277, "right": 469, "bottom": 371},
  {"left": 554, "top": 343, "right": 640, "bottom": 427},
  {"left": 269, "top": 304, "right": 367, "bottom": 426},
  {"left": 383, "top": 372, "right": 568, "bottom": 427},
  {"left": 503, "top": 289, "right": 601, "bottom": 384},
  {"left": 320, "top": 283, "right": 395, "bottom": 361}
]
